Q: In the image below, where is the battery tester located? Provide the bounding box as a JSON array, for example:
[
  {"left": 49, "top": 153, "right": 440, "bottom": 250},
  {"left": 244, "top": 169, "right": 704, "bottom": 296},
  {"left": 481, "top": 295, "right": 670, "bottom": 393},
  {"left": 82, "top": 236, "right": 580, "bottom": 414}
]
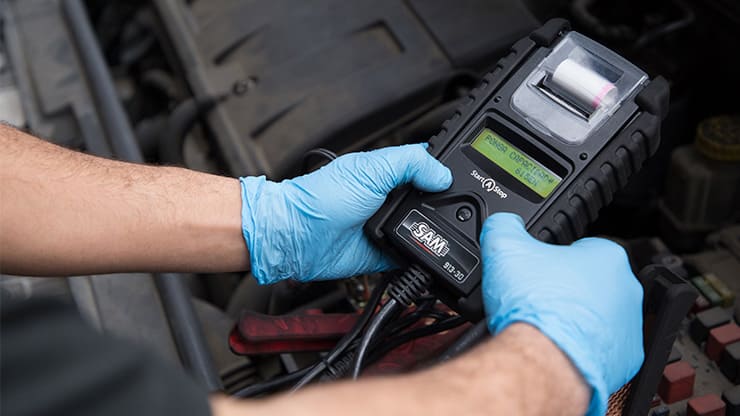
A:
[
  {"left": 284, "top": 19, "right": 670, "bottom": 386},
  {"left": 365, "top": 19, "right": 669, "bottom": 320},
  {"left": 238, "top": 20, "right": 684, "bottom": 405}
]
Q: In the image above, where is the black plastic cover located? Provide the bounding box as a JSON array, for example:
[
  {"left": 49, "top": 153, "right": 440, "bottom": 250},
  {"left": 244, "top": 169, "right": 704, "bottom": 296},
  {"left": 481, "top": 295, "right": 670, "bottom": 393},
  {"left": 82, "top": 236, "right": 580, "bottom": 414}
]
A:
[
  {"left": 152, "top": 0, "right": 539, "bottom": 178},
  {"left": 625, "top": 265, "right": 696, "bottom": 416}
]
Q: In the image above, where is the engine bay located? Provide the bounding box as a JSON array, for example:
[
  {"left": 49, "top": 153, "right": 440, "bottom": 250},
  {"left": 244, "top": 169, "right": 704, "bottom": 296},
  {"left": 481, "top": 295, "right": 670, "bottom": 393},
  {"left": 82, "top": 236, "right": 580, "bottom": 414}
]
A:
[{"left": 1, "top": 0, "right": 738, "bottom": 413}]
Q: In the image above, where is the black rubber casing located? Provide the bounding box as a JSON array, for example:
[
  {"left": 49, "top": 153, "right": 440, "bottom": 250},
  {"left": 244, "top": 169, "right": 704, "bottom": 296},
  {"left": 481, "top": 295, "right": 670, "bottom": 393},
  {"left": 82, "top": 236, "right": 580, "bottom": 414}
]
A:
[
  {"left": 624, "top": 265, "right": 696, "bottom": 416},
  {"left": 365, "top": 19, "right": 670, "bottom": 320}
]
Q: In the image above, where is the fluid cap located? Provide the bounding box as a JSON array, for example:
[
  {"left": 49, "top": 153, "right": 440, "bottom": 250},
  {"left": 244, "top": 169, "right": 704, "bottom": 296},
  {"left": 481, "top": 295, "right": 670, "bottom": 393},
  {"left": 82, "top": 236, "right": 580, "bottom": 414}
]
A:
[{"left": 695, "top": 115, "right": 740, "bottom": 161}]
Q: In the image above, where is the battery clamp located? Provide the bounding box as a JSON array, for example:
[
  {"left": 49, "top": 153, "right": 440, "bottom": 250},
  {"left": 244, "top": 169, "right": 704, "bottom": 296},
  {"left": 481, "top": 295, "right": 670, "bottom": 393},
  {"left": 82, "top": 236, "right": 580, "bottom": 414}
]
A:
[{"left": 365, "top": 19, "right": 670, "bottom": 320}]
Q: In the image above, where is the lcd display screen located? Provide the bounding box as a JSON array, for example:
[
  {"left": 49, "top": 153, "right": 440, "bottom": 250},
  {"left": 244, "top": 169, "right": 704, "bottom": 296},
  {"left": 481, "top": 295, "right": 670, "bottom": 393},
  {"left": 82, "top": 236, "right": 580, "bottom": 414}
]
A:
[{"left": 471, "top": 129, "right": 562, "bottom": 198}]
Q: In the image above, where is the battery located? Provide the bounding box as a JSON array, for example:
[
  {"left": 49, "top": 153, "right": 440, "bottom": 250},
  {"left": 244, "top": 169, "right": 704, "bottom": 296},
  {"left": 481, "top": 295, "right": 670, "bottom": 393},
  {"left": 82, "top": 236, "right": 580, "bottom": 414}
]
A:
[{"left": 551, "top": 58, "right": 617, "bottom": 112}]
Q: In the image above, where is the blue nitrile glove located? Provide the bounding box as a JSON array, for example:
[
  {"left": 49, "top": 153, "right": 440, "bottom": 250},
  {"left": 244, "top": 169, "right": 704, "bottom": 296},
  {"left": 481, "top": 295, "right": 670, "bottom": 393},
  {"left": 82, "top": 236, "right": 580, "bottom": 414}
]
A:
[
  {"left": 480, "top": 213, "right": 644, "bottom": 416},
  {"left": 240, "top": 144, "right": 452, "bottom": 284}
]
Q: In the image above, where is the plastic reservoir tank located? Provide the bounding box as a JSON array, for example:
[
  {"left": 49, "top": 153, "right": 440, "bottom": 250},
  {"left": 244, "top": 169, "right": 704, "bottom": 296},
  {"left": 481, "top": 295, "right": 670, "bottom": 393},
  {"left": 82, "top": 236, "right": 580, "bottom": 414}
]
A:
[{"left": 660, "top": 115, "right": 740, "bottom": 251}]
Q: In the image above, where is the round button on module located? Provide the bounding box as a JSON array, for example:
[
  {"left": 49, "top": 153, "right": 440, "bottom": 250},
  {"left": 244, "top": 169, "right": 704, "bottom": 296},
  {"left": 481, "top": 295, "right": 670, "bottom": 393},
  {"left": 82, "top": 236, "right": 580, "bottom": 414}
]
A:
[{"left": 456, "top": 207, "right": 473, "bottom": 222}]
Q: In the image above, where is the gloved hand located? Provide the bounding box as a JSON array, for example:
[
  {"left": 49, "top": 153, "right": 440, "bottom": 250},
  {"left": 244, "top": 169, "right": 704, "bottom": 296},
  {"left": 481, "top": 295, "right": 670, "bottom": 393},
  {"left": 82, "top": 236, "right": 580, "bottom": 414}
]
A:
[
  {"left": 480, "top": 213, "right": 643, "bottom": 416},
  {"left": 240, "top": 144, "right": 452, "bottom": 284}
]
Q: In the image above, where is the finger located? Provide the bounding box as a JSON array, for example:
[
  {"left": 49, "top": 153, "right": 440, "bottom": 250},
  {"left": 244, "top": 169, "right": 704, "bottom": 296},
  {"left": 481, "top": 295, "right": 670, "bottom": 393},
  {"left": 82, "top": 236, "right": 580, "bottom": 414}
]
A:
[
  {"left": 370, "top": 143, "right": 453, "bottom": 194},
  {"left": 479, "top": 212, "right": 533, "bottom": 252},
  {"left": 363, "top": 245, "right": 399, "bottom": 274},
  {"left": 340, "top": 240, "right": 398, "bottom": 278},
  {"left": 572, "top": 237, "right": 630, "bottom": 265}
]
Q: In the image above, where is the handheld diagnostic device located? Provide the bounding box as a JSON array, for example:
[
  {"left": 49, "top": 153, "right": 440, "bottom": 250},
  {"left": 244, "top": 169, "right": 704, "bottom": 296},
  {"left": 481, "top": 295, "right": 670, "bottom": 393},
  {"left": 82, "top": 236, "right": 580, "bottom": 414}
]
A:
[{"left": 366, "top": 19, "right": 669, "bottom": 320}]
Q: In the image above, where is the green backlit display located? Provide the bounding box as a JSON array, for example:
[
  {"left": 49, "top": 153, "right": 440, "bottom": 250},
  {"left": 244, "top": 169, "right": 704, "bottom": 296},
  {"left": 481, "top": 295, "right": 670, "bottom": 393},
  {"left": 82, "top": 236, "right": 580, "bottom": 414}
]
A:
[{"left": 471, "top": 129, "right": 561, "bottom": 198}]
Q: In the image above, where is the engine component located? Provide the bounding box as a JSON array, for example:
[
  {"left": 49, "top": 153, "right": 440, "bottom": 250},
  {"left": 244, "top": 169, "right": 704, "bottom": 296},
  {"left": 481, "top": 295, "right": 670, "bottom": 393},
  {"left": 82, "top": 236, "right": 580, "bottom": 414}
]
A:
[
  {"left": 151, "top": 0, "right": 540, "bottom": 178},
  {"left": 229, "top": 311, "right": 360, "bottom": 355},
  {"left": 685, "top": 226, "right": 740, "bottom": 318},
  {"left": 660, "top": 115, "right": 740, "bottom": 252},
  {"left": 618, "top": 228, "right": 740, "bottom": 414}
]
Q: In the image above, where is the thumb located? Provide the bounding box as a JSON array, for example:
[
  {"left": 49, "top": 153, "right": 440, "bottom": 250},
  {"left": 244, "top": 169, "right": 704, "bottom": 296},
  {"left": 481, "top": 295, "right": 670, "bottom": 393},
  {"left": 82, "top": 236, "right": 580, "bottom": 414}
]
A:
[
  {"left": 369, "top": 143, "right": 453, "bottom": 194},
  {"left": 480, "top": 212, "right": 534, "bottom": 252}
]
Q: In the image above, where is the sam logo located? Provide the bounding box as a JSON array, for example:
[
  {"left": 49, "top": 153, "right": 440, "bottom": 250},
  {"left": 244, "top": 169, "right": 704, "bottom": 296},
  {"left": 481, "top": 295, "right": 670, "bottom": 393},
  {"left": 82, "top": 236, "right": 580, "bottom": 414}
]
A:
[
  {"left": 470, "top": 170, "right": 508, "bottom": 199},
  {"left": 409, "top": 221, "right": 450, "bottom": 257}
]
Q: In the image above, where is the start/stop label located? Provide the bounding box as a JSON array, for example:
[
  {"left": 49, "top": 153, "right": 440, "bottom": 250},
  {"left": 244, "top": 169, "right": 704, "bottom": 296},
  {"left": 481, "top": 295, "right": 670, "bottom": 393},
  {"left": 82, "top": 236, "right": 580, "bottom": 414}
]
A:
[{"left": 394, "top": 209, "right": 479, "bottom": 285}]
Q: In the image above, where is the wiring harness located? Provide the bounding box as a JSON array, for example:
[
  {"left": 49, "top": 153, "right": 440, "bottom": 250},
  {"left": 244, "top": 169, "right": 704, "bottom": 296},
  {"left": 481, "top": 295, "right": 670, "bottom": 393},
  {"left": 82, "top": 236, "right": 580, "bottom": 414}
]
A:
[
  {"left": 233, "top": 265, "right": 468, "bottom": 397},
  {"left": 230, "top": 148, "right": 473, "bottom": 397}
]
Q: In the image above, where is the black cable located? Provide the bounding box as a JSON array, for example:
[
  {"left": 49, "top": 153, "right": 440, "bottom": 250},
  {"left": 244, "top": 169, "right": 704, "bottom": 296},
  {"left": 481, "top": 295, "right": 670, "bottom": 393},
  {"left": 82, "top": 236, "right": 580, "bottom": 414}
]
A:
[
  {"left": 321, "top": 309, "right": 429, "bottom": 381},
  {"left": 302, "top": 148, "right": 338, "bottom": 173},
  {"left": 159, "top": 95, "right": 223, "bottom": 165},
  {"left": 570, "top": 0, "right": 635, "bottom": 41},
  {"left": 291, "top": 276, "right": 390, "bottom": 391},
  {"left": 437, "top": 320, "right": 489, "bottom": 363},
  {"left": 233, "top": 366, "right": 312, "bottom": 398},
  {"left": 238, "top": 274, "right": 443, "bottom": 393},
  {"left": 388, "top": 316, "right": 467, "bottom": 348},
  {"left": 321, "top": 306, "right": 457, "bottom": 380},
  {"left": 289, "top": 266, "right": 434, "bottom": 386},
  {"left": 422, "top": 309, "right": 453, "bottom": 321},
  {"left": 351, "top": 298, "right": 402, "bottom": 379},
  {"left": 241, "top": 281, "right": 394, "bottom": 396},
  {"left": 387, "top": 264, "right": 432, "bottom": 307},
  {"left": 380, "top": 300, "right": 435, "bottom": 336},
  {"left": 328, "top": 314, "right": 465, "bottom": 380},
  {"left": 633, "top": 0, "right": 695, "bottom": 49},
  {"left": 351, "top": 264, "right": 433, "bottom": 379},
  {"left": 322, "top": 349, "right": 357, "bottom": 381},
  {"left": 369, "top": 315, "right": 468, "bottom": 365}
]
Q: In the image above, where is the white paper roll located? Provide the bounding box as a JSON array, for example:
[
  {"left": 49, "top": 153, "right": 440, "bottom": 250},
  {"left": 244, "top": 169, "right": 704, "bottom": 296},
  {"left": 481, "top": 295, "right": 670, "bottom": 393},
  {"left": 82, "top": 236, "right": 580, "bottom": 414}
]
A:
[{"left": 551, "top": 58, "right": 617, "bottom": 111}]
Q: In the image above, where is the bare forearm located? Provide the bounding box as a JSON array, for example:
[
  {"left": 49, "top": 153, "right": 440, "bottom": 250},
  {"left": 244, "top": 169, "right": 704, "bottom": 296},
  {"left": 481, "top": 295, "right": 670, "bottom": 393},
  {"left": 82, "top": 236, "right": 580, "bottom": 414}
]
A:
[
  {"left": 0, "top": 124, "right": 248, "bottom": 276},
  {"left": 212, "top": 324, "right": 589, "bottom": 416}
]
